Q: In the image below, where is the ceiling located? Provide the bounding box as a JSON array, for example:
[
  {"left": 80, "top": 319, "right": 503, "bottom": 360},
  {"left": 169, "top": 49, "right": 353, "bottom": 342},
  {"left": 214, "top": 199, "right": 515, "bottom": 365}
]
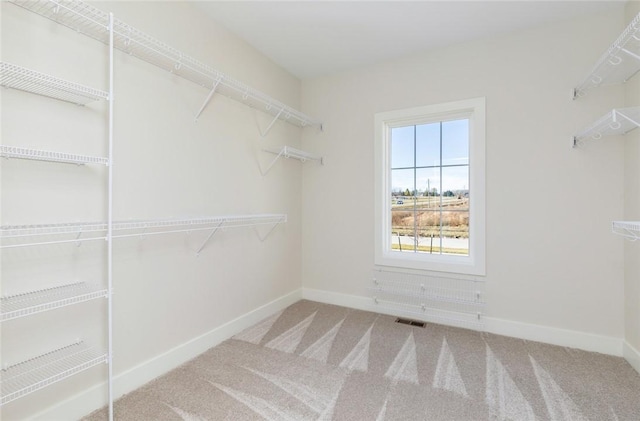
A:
[{"left": 194, "top": 1, "right": 626, "bottom": 80}]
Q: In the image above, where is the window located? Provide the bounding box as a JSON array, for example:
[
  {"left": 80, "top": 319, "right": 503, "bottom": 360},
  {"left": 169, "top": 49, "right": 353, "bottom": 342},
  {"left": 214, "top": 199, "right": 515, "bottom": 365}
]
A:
[{"left": 374, "top": 98, "right": 485, "bottom": 275}]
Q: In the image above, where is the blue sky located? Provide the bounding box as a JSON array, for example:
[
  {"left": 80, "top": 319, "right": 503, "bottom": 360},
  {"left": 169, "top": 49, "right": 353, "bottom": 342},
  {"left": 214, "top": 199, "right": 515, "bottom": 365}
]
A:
[{"left": 391, "top": 119, "right": 469, "bottom": 194}]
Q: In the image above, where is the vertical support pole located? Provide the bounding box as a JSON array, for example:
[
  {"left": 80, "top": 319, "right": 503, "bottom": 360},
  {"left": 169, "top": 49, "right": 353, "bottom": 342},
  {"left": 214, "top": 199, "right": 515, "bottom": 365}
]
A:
[{"left": 107, "top": 12, "right": 114, "bottom": 421}]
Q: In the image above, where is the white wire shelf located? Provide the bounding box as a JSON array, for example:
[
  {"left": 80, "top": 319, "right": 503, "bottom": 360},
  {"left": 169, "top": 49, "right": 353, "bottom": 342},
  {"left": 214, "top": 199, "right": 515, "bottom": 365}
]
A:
[
  {"left": 371, "top": 298, "right": 484, "bottom": 331},
  {"left": 368, "top": 285, "right": 485, "bottom": 308},
  {"left": 0, "top": 214, "right": 287, "bottom": 248},
  {"left": 0, "top": 341, "right": 107, "bottom": 406},
  {"left": 574, "top": 12, "right": 640, "bottom": 98},
  {"left": 573, "top": 107, "right": 640, "bottom": 146},
  {"left": 113, "top": 214, "right": 286, "bottom": 233},
  {"left": 612, "top": 221, "right": 640, "bottom": 241},
  {"left": 8, "top": 0, "right": 322, "bottom": 129},
  {"left": 0, "top": 62, "right": 108, "bottom": 105},
  {"left": 1, "top": 282, "right": 107, "bottom": 322},
  {"left": 262, "top": 146, "right": 323, "bottom": 175},
  {"left": 1, "top": 145, "right": 109, "bottom": 166},
  {"left": 0, "top": 221, "right": 108, "bottom": 240},
  {"left": 369, "top": 269, "right": 485, "bottom": 330}
]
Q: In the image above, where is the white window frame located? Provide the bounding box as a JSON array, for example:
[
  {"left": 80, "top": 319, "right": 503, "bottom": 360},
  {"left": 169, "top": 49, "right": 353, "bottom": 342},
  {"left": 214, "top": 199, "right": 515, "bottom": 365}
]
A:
[{"left": 374, "top": 97, "right": 486, "bottom": 275}]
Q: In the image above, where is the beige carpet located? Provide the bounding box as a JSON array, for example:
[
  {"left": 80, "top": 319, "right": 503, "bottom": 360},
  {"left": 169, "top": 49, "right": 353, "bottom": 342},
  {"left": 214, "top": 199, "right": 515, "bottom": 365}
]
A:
[{"left": 85, "top": 300, "right": 640, "bottom": 420}]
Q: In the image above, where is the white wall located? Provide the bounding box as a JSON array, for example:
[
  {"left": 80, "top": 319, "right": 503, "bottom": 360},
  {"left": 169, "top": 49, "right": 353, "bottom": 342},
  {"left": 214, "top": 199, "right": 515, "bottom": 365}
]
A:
[
  {"left": 624, "top": 0, "right": 640, "bottom": 372},
  {"left": 301, "top": 9, "right": 627, "bottom": 345},
  {"left": 1, "top": 1, "right": 304, "bottom": 419}
]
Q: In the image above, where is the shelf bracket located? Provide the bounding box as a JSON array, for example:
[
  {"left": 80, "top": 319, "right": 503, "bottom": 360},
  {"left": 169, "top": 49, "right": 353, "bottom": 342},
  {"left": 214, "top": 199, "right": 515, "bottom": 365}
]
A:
[
  {"left": 254, "top": 216, "right": 285, "bottom": 242},
  {"left": 195, "top": 77, "right": 223, "bottom": 120},
  {"left": 260, "top": 148, "right": 286, "bottom": 176},
  {"left": 258, "top": 107, "right": 284, "bottom": 138},
  {"left": 195, "top": 221, "right": 224, "bottom": 256},
  {"left": 620, "top": 47, "right": 640, "bottom": 63},
  {"left": 617, "top": 110, "right": 640, "bottom": 129}
]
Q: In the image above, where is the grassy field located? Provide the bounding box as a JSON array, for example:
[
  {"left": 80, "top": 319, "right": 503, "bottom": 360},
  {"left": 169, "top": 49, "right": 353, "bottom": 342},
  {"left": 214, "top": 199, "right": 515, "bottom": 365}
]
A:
[{"left": 391, "top": 196, "right": 469, "bottom": 239}]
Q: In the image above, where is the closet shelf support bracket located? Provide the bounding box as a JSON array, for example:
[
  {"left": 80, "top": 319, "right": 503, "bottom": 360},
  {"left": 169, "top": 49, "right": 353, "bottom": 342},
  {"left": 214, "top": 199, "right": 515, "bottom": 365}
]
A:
[
  {"left": 261, "top": 148, "right": 286, "bottom": 176},
  {"left": 254, "top": 215, "right": 286, "bottom": 242},
  {"left": 195, "top": 221, "right": 224, "bottom": 256},
  {"left": 259, "top": 107, "right": 284, "bottom": 138},
  {"left": 75, "top": 230, "right": 83, "bottom": 247},
  {"left": 195, "top": 77, "right": 223, "bottom": 121}
]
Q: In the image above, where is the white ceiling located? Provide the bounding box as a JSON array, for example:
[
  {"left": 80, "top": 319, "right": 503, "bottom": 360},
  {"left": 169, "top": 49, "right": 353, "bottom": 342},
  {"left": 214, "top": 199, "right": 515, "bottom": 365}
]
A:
[{"left": 194, "top": 1, "right": 626, "bottom": 80}]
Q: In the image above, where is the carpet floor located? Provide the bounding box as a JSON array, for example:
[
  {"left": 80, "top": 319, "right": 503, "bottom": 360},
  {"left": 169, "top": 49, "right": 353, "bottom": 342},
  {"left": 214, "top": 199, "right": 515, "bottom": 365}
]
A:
[{"left": 85, "top": 300, "right": 640, "bottom": 420}]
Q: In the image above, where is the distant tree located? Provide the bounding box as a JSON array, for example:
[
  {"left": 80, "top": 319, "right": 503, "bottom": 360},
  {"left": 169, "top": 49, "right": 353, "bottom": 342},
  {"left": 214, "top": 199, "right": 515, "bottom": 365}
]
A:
[
  {"left": 443, "top": 190, "right": 454, "bottom": 197},
  {"left": 404, "top": 188, "right": 411, "bottom": 197}
]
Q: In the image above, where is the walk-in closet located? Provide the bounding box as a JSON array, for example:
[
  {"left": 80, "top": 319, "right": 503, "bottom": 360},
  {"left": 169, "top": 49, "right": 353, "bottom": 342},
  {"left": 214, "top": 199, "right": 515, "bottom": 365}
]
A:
[{"left": 2, "top": 1, "right": 640, "bottom": 420}]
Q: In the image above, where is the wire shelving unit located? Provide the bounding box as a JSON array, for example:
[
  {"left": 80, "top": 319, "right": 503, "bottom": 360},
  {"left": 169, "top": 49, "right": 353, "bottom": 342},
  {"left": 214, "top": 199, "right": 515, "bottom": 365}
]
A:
[
  {"left": 0, "top": 341, "right": 108, "bottom": 406},
  {"left": 369, "top": 282, "right": 485, "bottom": 308},
  {"left": 0, "top": 214, "right": 287, "bottom": 249},
  {"left": 1, "top": 145, "right": 109, "bottom": 166},
  {"left": 8, "top": 0, "right": 322, "bottom": 129},
  {"left": 371, "top": 298, "right": 484, "bottom": 330},
  {"left": 612, "top": 221, "right": 640, "bottom": 241},
  {"left": 370, "top": 269, "right": 485, "bottom": 331},
  {"left": 573, "top": 107, "right": 640, "bottom": 146},
  {"left": 574, "top": 12, "right": 640, "bottom": 98},
  {"left": 113, "top": 214, "right": 287, "bottom": 236},
  {"left": 262, "top": 146, "right": 323, "bottom": 175},
  {"left": 1, "top": 5, "right": 115, "bottom": 418},
  {"left": 0, "top": 62, "right": 109, "bottom": 105},
  {"left": 1, "top": 282, "right": 108, "bottom": 322}
]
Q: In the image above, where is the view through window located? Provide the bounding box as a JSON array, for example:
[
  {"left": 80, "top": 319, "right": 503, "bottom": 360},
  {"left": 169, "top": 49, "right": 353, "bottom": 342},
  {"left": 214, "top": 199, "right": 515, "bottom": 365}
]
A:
[{"left": 390, "top": 119, "right": 469, "bottom": 255}]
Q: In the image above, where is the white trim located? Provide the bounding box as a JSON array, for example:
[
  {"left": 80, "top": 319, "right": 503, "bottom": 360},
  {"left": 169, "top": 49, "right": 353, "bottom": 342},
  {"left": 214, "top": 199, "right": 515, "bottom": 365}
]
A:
[
  {"left": 623, "top": 340, "right": 640, "bottom": 375},
  {"left": 302, "top": 287, "right": 372, "bottom": 312},
  {"left": 484, "top": 316, "right": 622, "bottom": 357},
  {"left": 30, "top": 289, "right": 303, "bottom": 421},
  {"left": 374, "top": 97, "right": 486, "bottom": 276},
  {"left": 302, "top": 287, "right": 623, "bottom": 357}
]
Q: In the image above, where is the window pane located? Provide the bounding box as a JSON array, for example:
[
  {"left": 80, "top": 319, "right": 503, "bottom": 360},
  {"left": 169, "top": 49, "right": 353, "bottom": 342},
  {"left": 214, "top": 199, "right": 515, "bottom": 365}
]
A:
[
  {"left": 391, "top": 168, "right": 415, "bottom": 198},
  {"left": 442, "top": 119, "right": 469, "bottom": 166},
  {"left": 416, "top": 122, "right": 440, "bottom": 168},
  {"left": 391, "top": 209, "right": 415, "bottom": 253},
  {"left": 416, "top": 229, "right": 442, "bottom": 254},
  {"left": 416, "top": 212, "right": 441, "bottom": 255},
  {"left": 416, "top": 167, "right": 440, "bottom": 204},
  {"left": 391, "top": 126, "right": 415, "bottom": 169},
  {"left": 440, "top": 166, "right": 469, "bottom": 211},
  {"left": 441, "top": 211, "right": 469, "bottom": 256}
]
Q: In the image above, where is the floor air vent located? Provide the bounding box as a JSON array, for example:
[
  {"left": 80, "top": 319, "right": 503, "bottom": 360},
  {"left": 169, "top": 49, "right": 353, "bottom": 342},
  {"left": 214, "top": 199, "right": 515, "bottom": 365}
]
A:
[{"left": 395, "top": 317, "right": 426, "bottom": 328}]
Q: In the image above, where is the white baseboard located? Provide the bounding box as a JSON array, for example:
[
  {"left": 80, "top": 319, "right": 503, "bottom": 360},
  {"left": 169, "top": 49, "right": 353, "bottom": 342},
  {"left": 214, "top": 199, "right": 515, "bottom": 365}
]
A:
[
  {"left": 623, "top": 340, "right": 640, "bottom": 375},
  {"left": 32, "top": 288, "right": 303, "bottom": 421},
  {"left": 302, "top": 287, "right": 372, "bottom": 311},
  {"left": 484, "top": 316, "right": 622, "bottom": 357},
  {"left": 302, "top": 287, "right": 623, "bottom": 357}
]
